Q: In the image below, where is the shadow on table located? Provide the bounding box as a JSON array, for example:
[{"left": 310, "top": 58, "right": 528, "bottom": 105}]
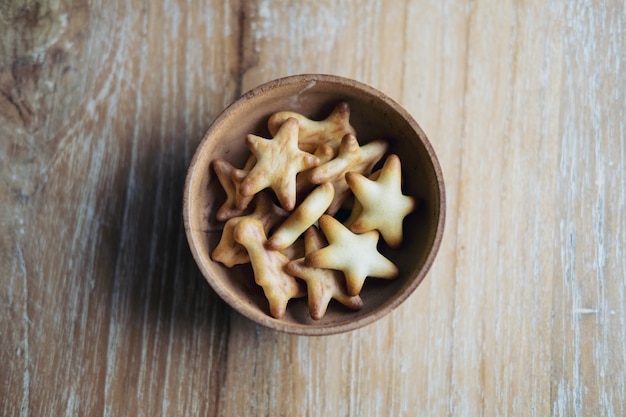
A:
[{"left": 106, "top": 125, "right": 233, "bottom": 341}]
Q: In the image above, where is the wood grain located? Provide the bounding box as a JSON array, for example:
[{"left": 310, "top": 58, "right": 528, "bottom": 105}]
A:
[{"left": 1, "top": 0, "right": 625, "bottom": 416}]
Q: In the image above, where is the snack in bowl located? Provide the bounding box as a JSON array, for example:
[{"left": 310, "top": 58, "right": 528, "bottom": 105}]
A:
[
  {"left": 210, "top": 102, "right": 408, "bottom": 319},
  {"left": 345, "top": 154, "right": 417, "bottom": 249},
  {"left": 232, "top": 217, "right": 307, "bottom": 319},
  {"left": 308, "top": 134, "right": 389, "bottom": 214},
  {"left": 239, "top": 117, "right": 320, "bottom": 211},
  {"left": 268, "top": 100, "right": 356, "bottom": 152},
  {"left": 305, "top": 214, "right": 399, "bottom": 296},
  {"left": 266, "top": 182, "right": 335, "bottom": 251},
  {"left": 212, "top": 158, "right": 255, "bottom": 221},
  {"left": 211, "top": 190, "right": 289, "bottom": 267},
  {"left": 183, "top": 74, "right": 445, "bottom": 335},
  {"left": 286, "top": 225, "right": 364, "bottom": 320}
]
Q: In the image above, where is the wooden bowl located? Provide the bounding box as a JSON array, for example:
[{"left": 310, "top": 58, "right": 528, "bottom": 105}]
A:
[{"left": 183, "top": 74, "right": 445, "bottom": 335}]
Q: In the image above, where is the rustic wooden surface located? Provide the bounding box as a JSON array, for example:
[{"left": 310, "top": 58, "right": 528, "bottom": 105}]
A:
[{"left": 2, "top": 0, "right": 625, "bottom": 415}]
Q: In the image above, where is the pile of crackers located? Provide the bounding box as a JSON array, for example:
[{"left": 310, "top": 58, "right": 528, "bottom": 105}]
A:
[{"left": 211, "top": 102, "right": 416, "bottom": 320}]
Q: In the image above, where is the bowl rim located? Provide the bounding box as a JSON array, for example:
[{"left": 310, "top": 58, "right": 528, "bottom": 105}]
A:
[{"left": 183, "top": 73, "right": 446, "bottom": 335}]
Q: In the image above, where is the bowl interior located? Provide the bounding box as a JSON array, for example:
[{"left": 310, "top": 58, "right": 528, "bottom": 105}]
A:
[{"left": 184, "top": 75, "right": 445, "bottom": 335}]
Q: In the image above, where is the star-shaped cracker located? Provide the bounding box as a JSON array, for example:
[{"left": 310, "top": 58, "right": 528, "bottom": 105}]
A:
[
  {"left": 286, "top": 226, "right": 363, "bottom": 320},
  {"left": 212, "top": 158, "right": 256, "bottom": 221},
  {"left": 268, "top": 101, "right": 357, "bottom": 152},
  {"left": 344, "top": 169, "right": 381, "bottom": 229},
  {"left": 240, "top": 117, "right": 320, "bottom": 211},
  {"left": 211, "top": 190, "right": 289, "bottom": 267},
  {"left": 230, "top": 155, "right": 257, "bottom": 210},
  {"left": 308, "top": 134, "right": 389, "bottom": 214},
  {"left": 266, "top": 182, "right": 334, "bottom": 251},
  {"left": 346, "top": 154, "right": 416, "bottom": 248},
  {"left": 305, "top": 214, "right": 398, "bottom": 296},
  {"left": 309, "top": 134, "right": 388, "bottom": 183},
  {"left": 233, "top": 217, "right": 306, "bottom": 319}
]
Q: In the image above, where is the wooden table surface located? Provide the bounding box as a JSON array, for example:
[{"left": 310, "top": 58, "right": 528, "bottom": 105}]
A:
[{"left": 2, "top": 1, "right": 625, "bottom": 416}]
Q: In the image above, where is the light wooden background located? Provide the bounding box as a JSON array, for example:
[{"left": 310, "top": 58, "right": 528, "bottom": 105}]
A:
[{"left": 2, "top": 0, "right": 625, "bottom": 416}]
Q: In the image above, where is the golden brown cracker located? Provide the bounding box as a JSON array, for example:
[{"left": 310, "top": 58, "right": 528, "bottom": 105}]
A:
[
  {"left": 346, "top": 154, "right": 416, "bottom": 248},
  {"left": 286, "top": 226, "right": 363, "bottom": 320},
  {"left": 268, "top": 101, "right": 356, "bottom": 153},
  {"left": 240, "top": 118, "right": 320, "bottom": 211},
  {"left": 266, "top": 182, "right": 334, "bottom": 251},
  {"left": 233, "top": 217, "right": 306, "bottom": 319},
  {"left": 212, "top": 158, "right": 255, "bottom": 221},
  {"left": 211, "top": 190, "right": 289, "bottom": 267},
  {"left": 305, "top": 214, "right": 398, "bottom": 296},
  {"left": 308, "top": 134, "right": 388, "bottom": 214}
]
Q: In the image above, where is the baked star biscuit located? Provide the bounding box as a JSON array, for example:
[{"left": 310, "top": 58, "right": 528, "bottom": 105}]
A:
[
  {"left": 233, "top": 217, "right": 306, "bottom": 319},
  {"left": 308, "top": 134, "right": 388, "bottom": 184},
  {"left": 266, "top": 182, "right": 334, "bottom": 251},
  {"left": 286, "top": 226, "right": 363, "bottom": 320},
  {"left": 346, "top": 154, "right": 416, "bottom": 248},
  {"left": 308, "top": 134, "right": 388, "bottom": 214},
  {"left": 344, "top": 169, "right": 381, "bottom": 229},
  {"left": 230, "top": 155, "right": 257, "bottom": 210},
  {"left": 305, "top": 214, "right": 398, "bottom": 296},
  {"left": 211, "top": 190, "right": 289, "bottom": 267},
  {"left": 240, "top": 118, "right": 320, "bottom": 211},
  {"left": 268, "top": 101, "right": 356, "bottom": 152},
  {"left": 212, "top": 158, "right": 255, "bottom": 221}
]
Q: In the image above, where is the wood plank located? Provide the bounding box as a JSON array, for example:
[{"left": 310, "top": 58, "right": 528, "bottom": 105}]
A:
[
  {"left": 552, "top": 2, "right": 626, "bottom": 416},
  {"left": 2, "top": 0, "right": 240, "bottom": 415},
  {"left": 1, "top": 0, "right": 625, "bottom": 416},
  {"left": 397, "top": 0, "right": 469, "bottom": 414}
]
